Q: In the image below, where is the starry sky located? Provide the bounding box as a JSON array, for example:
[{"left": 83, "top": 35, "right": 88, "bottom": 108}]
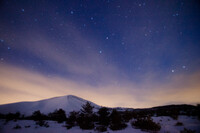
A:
[{"left": 0, "top": 0, "right": 200, "bottom": 108}]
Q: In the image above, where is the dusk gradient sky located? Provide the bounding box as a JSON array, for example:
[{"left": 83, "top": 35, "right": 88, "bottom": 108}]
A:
[{"left": 0, "top": 0, "right": 200, "bottom": 108}]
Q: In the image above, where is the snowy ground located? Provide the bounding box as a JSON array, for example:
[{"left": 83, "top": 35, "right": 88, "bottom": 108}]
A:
[{"left": 0, "top": 116, "right": 199, "bottom": 133}]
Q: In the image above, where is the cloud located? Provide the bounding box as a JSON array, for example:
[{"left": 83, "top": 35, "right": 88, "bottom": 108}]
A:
[
  {"left": 0, "top": 63, "right": 200, "bottom": 108},
  {"left": 0, "top": 17, "right": 124, "bottom": 87}
]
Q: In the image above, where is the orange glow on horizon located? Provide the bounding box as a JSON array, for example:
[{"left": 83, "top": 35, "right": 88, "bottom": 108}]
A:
[{"left": 0, "top": 63, "right": 200, "bottom": 108}]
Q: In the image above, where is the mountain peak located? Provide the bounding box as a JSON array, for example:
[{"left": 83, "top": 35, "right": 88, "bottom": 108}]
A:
[
  {"left": 67, "top": 95, "right": 81, "bottom": 99},
  {"left": 67, "top": 95, "right": 87, "bottom": 102},
  {"left": 0, "top": 95, "right": 100, "bottom": 115}
]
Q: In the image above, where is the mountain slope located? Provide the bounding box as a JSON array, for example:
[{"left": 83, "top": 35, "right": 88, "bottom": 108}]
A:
[{"left": 0, "top": 95, "right": 100, "bottom": 115}]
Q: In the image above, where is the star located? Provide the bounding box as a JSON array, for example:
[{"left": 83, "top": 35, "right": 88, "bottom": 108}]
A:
[
  {"left": 0, "top": 39, "right": 4, "bottom": 43},
  {"left": 99, "top": 50, "right": 102, "bottom": 54},
  {"left": 171, "top": 69, "right": 175, "bottom": 73},
  {"left": 21, "top": 9, "right": 25, "bottom": 12},
  {"left": 7, "top": 47, "right": 11, "bottom": 50},
  {"left": 106, "top": 37, "right": 109, "bottom": 40},
  {"left": 70, "top": 11, "right": 74, "bottom": 14},
  {"left": 173, "top": 13, "right": 179, "bottom": 17},
  {"left": 182, "top": 66, "right": 186, "bottom": 69}
]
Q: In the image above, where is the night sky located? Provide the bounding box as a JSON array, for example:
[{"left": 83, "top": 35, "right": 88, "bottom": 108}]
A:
[{"left": 0, "top": 0, "right": 200, "bottom": 108}]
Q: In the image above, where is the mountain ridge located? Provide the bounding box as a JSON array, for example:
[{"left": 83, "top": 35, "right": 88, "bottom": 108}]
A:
[
  {"left": 0, "top": 95, "right": 196, "bottom": 116},
  {"left": 0, "top": 95, "right": 100, "bottom": 115}
]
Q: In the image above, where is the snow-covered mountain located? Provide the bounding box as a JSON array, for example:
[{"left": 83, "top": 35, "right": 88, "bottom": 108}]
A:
[{"left": 0, "top": 95, "right": 100, "bottom": 116}]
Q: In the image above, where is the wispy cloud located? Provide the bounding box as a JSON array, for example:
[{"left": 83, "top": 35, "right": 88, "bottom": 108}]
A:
[
  {"left": 0, "top": 63, "right": 199, "bottom": 108},
  {"left": 1, "top": 18, "right": 124, "bottom": 86}
]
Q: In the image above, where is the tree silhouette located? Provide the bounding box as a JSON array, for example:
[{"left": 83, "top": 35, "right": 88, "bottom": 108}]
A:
[
  {"left": 78, "top": 102, "right": 94, "bottom": 129},
  {"left": 109, "top": 109, "right": 127, "bottom": 130},
  {"left": 81, "top": 102, "right": 94, "bottom": 115},
  {"left": 48, "top": 108, "right": 66, "bottom": 123},
  {"left": 66, "top": 111, "right": 79, "bottom": 129},
  {"left": 31, "top": 110, "right": 46, "bottom": 121},
  {"left": 122, "top": 110, "right": 134, "bottom": 122},
  {"left": 98, "top": 107, "right": 110, "bottom": 126}
]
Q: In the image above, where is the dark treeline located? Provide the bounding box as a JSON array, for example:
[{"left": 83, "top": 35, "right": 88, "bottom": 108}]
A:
[{"left": 0, "top": 103, "right": 199, "bottom": 132}]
